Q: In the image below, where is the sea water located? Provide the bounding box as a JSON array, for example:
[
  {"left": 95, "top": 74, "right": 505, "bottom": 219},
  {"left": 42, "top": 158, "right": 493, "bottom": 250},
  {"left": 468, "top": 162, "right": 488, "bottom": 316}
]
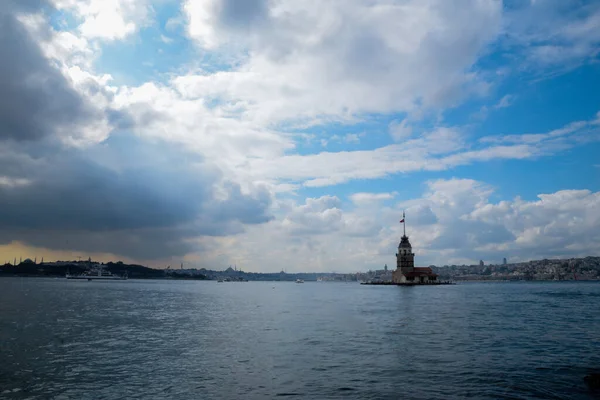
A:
[{"left": 1, "top": 278, "right": 599, "bottom": 399}]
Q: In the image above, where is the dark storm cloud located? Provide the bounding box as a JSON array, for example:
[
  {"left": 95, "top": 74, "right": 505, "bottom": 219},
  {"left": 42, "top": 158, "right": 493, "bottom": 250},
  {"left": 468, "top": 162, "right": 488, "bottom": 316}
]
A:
[
  {"left": 0, "top": 2, "right": 274, "bottom": 260},
  {"left": 0, "top": 1, "right": 98, "bottom": 142},
  {"left": 0, "top": 227, "right": 199, "bottom": 260},
  {"left": 0, "top": 135, "right": 274, "bottom": 259},
  {"left": 210, "top": 181, "right": 272, "bottom": 225},
  {"left": 4, "top": 0, "right": 49, "bottom": 12},
  {"left": 0, "top": 154, "right": 205, "bottom": 231}
]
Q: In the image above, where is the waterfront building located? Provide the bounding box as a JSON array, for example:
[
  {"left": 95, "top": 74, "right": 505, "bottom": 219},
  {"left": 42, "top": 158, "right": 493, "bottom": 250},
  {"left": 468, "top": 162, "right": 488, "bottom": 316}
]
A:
[{"left": 392, "top": 212, "right": 438, "bottom": 284}]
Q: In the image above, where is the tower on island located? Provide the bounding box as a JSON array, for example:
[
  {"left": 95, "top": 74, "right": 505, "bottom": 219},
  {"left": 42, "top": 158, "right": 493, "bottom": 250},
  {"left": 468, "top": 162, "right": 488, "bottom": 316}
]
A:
[{"left": 392, "top": 211, "right": 438, "bottom": 284}]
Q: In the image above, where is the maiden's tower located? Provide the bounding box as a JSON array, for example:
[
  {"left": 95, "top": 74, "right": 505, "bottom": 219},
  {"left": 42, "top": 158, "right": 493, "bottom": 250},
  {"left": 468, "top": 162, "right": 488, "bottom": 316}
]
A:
[{"left": 392, "top": 212, "right": 438, "bottom": 284}]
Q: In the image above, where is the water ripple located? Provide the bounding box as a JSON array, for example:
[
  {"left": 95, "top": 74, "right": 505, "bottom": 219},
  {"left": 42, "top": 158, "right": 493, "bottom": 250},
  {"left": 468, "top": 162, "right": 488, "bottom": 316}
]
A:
[{"left": 1, "top": 279, "right": 599, "bottom": 399}]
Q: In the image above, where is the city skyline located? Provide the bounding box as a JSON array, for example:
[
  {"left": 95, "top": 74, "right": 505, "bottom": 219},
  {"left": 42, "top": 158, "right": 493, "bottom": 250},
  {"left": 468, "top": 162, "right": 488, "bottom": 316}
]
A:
[{"left": 1, "top": 0, "right": 599, "bottom": 272}]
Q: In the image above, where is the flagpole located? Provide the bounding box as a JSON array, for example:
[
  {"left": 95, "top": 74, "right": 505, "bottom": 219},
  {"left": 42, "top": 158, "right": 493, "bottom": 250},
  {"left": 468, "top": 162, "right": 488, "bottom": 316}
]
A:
[{"left": 403, "top": 210, "right": 406, "bottom": 236}]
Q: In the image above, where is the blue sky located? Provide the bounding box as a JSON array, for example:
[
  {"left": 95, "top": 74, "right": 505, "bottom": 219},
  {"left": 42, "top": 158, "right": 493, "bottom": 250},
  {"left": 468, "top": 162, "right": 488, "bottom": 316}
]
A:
[{"left": 1, "top": 0, "right": 599, "bottom": 271}]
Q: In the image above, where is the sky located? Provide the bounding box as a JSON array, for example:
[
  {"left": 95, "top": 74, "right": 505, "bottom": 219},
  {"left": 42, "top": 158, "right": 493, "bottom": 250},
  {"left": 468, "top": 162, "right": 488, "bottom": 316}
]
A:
[{"left": 1, "top": 0, "right": 600, "bottom": 272}]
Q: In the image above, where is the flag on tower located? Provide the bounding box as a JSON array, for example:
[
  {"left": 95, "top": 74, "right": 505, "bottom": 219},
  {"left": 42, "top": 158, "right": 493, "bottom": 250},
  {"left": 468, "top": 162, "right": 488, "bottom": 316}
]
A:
[{"left": 400, "top": 211, "right": 406, "bottom": 235}]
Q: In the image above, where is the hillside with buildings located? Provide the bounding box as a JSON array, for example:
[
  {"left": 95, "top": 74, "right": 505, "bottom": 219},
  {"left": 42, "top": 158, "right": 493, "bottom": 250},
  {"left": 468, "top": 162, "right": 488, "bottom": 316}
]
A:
[
  {"left": 2, "top": 256, "right": 599, "bottom": 282},
  {"left": 0, "top": 259, "right": 168, "bottom": 279},
  {"left": 0, "top": 260, "right": 332, "bottom": 281},
  {"left": 351, "top": 257, "right": 600, "bottom": 283},
  {"left": 430, "top": 257, "right": 600, "bottom": 281}
]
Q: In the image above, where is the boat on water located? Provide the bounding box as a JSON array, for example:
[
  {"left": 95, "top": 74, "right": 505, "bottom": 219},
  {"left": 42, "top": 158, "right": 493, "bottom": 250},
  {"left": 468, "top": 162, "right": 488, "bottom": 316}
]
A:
[
  {"left": 66, "top": 268, "right": 127, "bottom": 281},
  {"left": 295, "top": 279, "right": 304, "bottom": 283},
  {"left": 218, "top": 277, "right": 248, "bottom": 282}
]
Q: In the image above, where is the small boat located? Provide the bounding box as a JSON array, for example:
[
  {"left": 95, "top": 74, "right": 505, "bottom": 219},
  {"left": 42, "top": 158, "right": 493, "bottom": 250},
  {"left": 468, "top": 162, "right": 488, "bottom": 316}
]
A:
[
  {"left": 217, "top": 279, "right": 224, "bottom": 282},
  {"left": 295, "top": 279, "right": 304, "bottom": 283}
]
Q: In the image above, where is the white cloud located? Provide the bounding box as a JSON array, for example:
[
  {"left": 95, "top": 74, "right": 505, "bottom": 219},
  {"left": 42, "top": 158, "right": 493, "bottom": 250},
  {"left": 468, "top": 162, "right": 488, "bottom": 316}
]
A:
[
  {"left": 19, "top": 5, "right": 597, "bottom": 194},
  {"left": 4, "top": 0, "right": 599, "bottom": 270},
  {"left": 160, "top": 34, "right": 173, "bottom": 44},
  {"left": 282, "top": 196, "right": 344, "bottom": 236},
  {"left": 467, "top": 189, "right": 600, "bottom": 258},
  {"left": 389, "top": 119, "right": 413, "bottom": 141},
  {"left": 186, "top": 179, "right": 600, "bottom": 272},
  {"left": 52, "top": 0, "right": 152, "bottom": 40},
  {"left": 165, "top": 16, "right": 179, "bottom": 30},
  {"left": 184, "top": 0, "right": 270, "bottom": 49},
  {"left": 409, "top": 181, "right": 600, "bottom": 264},
  {"left": 16, "top": 12, "right": 93, "bottom": 69},
  {"left": 0, "top": 177, "right": 31, "bottom": 188},
  {"left": 473, "top": 94, "right": 515, "bottom": 120},
  {"left": 321, "top": 133, "right": 364, "bottom": 147},
  {"left": 32, "top": 0, "right": 597, "bottom": 192},
  {"left": 494, "top": 94, "right": 514, "bottom": 109},
  {"left": 112, "top": 81, "right": 296, "bottom": 184},
  {"left": 344, "top": 133, "right": 362, "bottom": 144},
  {"left": 350, "top": 192, "right": 396, "bottom": 206},
  {"left": 106, "top": 79, "right": 600, "bottom": 193},
  {"left": 241, "top": 116, "right": 600, "bottom": 188},
  {"left": 479, "top": 117, "right": 595, "bottom": 146},
  {"left": 180, "top": 0, "right": 502, "bottom": 125},
  {"left": 505, "top": 1, "right": 600, "bottom": 70}
]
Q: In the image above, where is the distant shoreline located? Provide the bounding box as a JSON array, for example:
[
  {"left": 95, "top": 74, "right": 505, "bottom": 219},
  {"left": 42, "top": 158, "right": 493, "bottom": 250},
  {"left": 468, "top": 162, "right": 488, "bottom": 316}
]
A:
[
  {"left": 2, "top": 255, "right": 600, "bottom": 282},
  {"left": 2, "top": 275, "right": 599, "bottom": 284}
]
